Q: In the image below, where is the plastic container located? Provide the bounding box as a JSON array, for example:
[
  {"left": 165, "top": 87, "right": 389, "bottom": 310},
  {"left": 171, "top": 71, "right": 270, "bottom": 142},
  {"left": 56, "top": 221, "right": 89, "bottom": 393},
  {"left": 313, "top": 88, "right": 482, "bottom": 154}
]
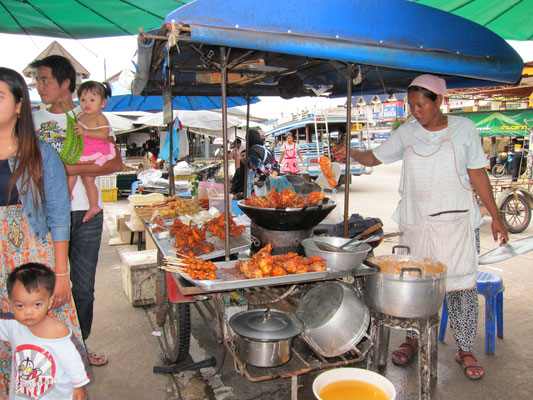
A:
[
  {"left": 209, "top": 194, "right": 233, "bottom": 213},
  {"left": 198, "top": 181, "right": 225, "bottom": 200}
]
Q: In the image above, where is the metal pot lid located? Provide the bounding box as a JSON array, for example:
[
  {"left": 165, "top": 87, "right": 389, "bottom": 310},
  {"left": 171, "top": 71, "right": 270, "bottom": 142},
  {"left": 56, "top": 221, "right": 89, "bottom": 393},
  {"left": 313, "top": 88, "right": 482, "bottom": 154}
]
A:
[
  {"left": 479, "top": 236, "right": 533, "bottom": 265},
  {"left": 230, "top": 309, "right": 304, "bottom": 341},
  {"left": 295, "top": 281, "right": 344, "bottom": 329}
]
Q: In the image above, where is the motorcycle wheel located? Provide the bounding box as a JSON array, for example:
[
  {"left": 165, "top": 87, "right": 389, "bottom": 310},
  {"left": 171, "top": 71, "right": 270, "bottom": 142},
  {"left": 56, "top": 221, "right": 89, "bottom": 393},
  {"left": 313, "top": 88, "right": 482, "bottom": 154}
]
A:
[
  {"left": 491, "top": 164, "right": 506, "bottom": 178},
  {"left": 500, "top": 194, "right": 531, "bottom": 234}
]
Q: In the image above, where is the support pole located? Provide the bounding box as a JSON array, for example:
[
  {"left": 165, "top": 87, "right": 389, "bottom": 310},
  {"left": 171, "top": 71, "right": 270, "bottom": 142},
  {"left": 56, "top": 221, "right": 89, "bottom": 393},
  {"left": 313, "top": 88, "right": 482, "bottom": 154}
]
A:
[
  {"left": 163, "top": 87, "right": 175, "bottom": 196},
  {"left": 344, "top": 65, "right": 354, "bottom": 238},
  {"left": 244, "top": 94, "right": 251, "bottom": 198},
  {"left": 220, "top": 47, "right": 231, "bottom": 260}
]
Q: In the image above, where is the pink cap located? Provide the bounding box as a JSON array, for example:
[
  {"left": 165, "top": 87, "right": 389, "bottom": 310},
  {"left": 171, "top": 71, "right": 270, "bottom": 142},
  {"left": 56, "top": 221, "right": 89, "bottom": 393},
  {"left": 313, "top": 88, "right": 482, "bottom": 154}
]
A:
[{"left": 409, "top": 74, "right": 447, "bottom": 97}]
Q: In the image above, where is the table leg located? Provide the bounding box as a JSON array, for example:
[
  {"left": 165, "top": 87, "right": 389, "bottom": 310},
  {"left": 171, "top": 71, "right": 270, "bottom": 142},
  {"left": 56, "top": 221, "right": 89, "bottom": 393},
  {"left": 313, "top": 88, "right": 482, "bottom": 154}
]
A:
[{"left": 137, "top": 232, "right": 143, "bottom": 251}]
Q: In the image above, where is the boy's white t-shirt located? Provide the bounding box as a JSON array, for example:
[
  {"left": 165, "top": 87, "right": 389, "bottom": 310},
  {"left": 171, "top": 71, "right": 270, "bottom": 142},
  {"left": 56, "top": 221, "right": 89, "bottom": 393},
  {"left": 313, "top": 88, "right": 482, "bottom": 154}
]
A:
[
  {"left": 0, "top": 316, "right": 91, "bottom": 399},
  {"left": 33, "top": 106, "right": 116, "bottom": 211}
]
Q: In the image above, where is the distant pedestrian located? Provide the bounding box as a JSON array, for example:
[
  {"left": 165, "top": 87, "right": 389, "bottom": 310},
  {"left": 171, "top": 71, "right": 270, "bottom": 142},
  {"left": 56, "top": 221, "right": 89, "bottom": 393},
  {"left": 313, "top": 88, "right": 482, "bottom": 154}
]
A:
[
  {"left": 488, "top": 137, "right": 498, "bottom": 173},
  {"left": 279, "top": 133, "right": 305, "bottom": 174}
]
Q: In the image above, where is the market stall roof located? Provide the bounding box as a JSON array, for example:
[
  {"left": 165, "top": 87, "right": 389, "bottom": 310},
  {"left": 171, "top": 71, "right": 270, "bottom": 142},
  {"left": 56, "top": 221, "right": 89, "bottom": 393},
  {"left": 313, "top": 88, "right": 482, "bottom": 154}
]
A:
[
  {"left": 452, "top": 109, "right": 533, "bottom": 137},
  {"left": 407, "top": 0, "right": 533, "bottom": 41},
  {"left": 133, "top": 0, "right": 523, "bottom": 99},
  {"left": 0, "top": 0, "right": 193, "bottom": 39}
]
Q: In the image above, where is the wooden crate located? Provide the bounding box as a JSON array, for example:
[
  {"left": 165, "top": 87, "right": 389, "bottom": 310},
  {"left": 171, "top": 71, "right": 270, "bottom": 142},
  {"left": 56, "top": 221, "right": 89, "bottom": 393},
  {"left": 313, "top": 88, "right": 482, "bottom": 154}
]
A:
[{"left": 119, "top": 250, "right": 158, "bottom": 306}]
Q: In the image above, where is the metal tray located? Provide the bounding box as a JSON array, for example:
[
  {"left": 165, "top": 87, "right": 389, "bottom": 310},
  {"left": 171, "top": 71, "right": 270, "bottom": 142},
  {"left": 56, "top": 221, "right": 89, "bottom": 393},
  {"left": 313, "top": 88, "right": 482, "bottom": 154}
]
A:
[{"left": 175, "top": 260, "right": 330, "bottom": 291}]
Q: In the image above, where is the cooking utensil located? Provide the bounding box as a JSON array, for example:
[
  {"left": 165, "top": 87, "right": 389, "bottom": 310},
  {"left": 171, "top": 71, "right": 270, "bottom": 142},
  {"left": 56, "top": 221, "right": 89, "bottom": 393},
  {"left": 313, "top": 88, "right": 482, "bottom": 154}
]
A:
[
  {"left": 313, "top": 234, "right": 380, "bottom": 253},
  {"left": 478, "top": 236, "right": 533, "bottom": 264},
  {"left": 229, "top": 309, "right": 303, "bottom": 367},
  {"left": 302, "top": 237, "right": 372, "bottom": 271},
  {"left": 315, "top": 223, "right": 382, "bottom": 252},
  {"left": 237, "top": 199, "right": 336, "bottom": 231},
  {"left": 296, "top": 281, "right": 370, "bottom": 358},
  {"left": 365, "top": 254, "right": 447, "bottom": 318}
]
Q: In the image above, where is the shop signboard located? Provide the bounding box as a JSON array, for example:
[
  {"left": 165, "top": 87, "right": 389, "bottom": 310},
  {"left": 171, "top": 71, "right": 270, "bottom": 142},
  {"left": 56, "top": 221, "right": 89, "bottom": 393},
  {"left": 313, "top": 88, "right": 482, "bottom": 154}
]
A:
[{"left": 382, "top": 101, "right": 404, "bottom": 121}]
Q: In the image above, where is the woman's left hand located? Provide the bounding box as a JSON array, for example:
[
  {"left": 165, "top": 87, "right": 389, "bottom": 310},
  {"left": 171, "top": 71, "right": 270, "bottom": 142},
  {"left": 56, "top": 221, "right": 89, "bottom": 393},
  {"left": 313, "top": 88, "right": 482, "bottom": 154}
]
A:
[{"left": 52, "top": 275, "right": 72, "bottom": 309}]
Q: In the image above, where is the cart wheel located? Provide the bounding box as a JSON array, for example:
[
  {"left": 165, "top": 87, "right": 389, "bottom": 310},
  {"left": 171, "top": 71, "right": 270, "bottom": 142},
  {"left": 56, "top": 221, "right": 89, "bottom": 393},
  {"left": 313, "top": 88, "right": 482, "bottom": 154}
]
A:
[
  {"left": 500, "top": 194, "right": 531, "bottom": 234},
  {"left": 162, "top": 302, "right": 191, "bottom": 363},
  {"left": 491, "top": 164, "right": 506, "bottom": 178}
]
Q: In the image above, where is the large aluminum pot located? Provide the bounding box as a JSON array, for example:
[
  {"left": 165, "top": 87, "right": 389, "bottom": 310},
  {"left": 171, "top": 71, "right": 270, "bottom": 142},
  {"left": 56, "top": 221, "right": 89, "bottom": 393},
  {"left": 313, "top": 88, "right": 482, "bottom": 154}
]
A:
[
  {"left": 301, "top": 237, "right": 372, "bottom": 271},
  {"left": 365, "top": 255, "right": 447, "bottom": 318},
  {"left": 230, "top": 309, "right": 303, "bottom": 367},
  {"left": 296, "top": 281, "right": 370, "bottom": 358}
]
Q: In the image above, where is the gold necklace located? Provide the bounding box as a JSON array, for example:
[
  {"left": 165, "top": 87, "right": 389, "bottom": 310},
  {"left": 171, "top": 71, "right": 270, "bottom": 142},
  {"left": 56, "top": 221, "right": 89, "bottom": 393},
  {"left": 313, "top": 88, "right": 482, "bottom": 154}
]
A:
[{"left": 0, "top": 146, "right": 14, "bottom": 157}]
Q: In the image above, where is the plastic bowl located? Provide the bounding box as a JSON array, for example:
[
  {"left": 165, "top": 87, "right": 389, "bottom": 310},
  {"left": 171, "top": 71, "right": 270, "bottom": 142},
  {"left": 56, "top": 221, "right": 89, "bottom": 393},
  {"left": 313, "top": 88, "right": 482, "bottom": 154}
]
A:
[
  {"left": 302, "top": 237, "right": 371, "bottom": 271},
  {"left": 313, "top": 368, "right": 396, "bottom": 400}
]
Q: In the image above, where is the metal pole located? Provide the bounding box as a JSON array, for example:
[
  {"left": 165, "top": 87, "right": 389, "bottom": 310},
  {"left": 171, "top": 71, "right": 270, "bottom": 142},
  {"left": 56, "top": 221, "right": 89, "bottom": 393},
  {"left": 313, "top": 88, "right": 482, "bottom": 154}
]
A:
[
  {"left": 163, "top": 87, "right": 175, "bottom": 196},
  {"left": 244, "top": 95, "right": 251, "bottom": 198},
  {"left": 220, "top": 47, "right": 231, "bottom": 260},
  {"left": 344, "top": 65, "right": 353, "bottom": 238}
]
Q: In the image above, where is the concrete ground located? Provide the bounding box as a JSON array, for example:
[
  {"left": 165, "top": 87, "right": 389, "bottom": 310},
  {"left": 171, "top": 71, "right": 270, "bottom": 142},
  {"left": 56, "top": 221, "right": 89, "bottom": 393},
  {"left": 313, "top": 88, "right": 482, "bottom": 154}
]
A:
[{"left": 86, "top": 161, "right": 533, "bottom": 399}]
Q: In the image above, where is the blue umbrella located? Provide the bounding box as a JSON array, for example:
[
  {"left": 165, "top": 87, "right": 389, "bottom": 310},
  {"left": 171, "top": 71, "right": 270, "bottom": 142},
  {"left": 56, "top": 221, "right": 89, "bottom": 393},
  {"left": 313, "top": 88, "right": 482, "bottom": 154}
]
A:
[{"left": 104, "top": 94, "right": 257, "bottom": 112}]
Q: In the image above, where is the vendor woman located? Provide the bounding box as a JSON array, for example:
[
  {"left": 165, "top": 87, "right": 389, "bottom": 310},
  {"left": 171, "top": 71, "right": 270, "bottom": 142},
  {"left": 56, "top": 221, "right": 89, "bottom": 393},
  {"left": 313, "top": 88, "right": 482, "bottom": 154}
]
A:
[{"left": 333, "top": 74, "right": 508, "bottom": 380}]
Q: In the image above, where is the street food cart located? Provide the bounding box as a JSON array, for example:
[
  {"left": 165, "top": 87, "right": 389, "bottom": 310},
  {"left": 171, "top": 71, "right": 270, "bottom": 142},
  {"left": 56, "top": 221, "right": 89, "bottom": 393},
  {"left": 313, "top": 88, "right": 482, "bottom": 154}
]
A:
[{"left": 130, "top": 0, "right": 523, "bottom": 398}]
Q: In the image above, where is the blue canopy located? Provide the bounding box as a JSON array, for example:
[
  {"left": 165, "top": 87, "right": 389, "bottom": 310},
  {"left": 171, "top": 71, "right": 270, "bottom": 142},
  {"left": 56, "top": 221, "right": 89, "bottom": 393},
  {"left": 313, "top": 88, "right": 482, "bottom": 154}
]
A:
[
  {"left": 104, "top": 94, "right": 257, "bottom": 112},
  {"left": 134, "top": 0, "right": 524, "bottom": 98}
]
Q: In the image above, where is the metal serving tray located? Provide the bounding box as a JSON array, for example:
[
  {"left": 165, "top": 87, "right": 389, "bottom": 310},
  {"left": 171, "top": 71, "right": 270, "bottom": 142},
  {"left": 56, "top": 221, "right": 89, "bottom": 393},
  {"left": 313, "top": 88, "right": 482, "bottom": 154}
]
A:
[{"left": 176, "top": 260, "right": 330, "bottom": 291}]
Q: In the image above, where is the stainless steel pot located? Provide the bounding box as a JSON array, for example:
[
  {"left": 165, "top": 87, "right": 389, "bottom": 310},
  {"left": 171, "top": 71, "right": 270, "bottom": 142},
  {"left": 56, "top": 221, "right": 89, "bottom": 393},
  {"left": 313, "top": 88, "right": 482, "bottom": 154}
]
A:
[
  {"left": 229, "top": 309, "right": 303, "bottom": 367},
  {"left": 296, "top": 281, "right": 370, "bottom": 357},
  {"left": 365, "top": 255, "right": 447, "bottom": 318},
  {"left": 301, "top": 237, "right": 372, "bottom": 271}
]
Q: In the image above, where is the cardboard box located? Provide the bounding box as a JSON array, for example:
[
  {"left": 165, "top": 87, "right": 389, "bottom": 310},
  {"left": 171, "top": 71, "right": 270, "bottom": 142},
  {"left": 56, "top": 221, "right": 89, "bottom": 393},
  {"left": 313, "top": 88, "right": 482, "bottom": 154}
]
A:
[
  {"left": 119, "top": 250, "right": 158, "bottom": 306},
  {"left": 116, "top": 215, "right": 132, "bottom": 243}
]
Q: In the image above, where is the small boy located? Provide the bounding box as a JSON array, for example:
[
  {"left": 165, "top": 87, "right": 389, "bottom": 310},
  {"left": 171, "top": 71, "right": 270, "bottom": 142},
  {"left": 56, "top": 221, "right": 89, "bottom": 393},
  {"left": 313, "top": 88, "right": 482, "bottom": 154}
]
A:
[{"left": 1, "top": 263, "right": 91, "bottom": 400}]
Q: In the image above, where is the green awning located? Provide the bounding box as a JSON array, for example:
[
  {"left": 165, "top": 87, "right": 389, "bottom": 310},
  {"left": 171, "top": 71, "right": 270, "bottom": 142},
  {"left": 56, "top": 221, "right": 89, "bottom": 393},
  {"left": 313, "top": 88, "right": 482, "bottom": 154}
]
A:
[
  {"left": 0, "top": 0, "right": 193, "bottom": 39},
  {"left": 452, "top": 110, "right": 533, "bottom": 137},
  {"left": 408, "top": 0, "right": 533, "bottom": 41}
]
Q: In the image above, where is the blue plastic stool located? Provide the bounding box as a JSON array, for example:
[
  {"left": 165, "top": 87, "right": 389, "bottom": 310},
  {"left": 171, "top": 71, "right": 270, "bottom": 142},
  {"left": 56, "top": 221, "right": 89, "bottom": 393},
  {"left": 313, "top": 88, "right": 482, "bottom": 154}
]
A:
[
  {"left": 439, "top": 270, "right": 504, "bottom": 354},
  {"left": 130, "top": 180, "right": 142, "bottom": 194}
]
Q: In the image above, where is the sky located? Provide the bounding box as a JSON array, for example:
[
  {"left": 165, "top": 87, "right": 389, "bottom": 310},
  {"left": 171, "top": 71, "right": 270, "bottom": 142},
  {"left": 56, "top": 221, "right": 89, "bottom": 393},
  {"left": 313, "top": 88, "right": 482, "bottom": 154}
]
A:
[{"left": 2, "top": 33, "right": 532, "bottom": 121}]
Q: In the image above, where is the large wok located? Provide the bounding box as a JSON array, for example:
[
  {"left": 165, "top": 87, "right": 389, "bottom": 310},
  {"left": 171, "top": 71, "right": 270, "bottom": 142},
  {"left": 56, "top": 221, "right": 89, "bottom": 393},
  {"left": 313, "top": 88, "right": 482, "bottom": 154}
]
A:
[{"left": 237, "top": 199, "right": 336, "bottom": 231}]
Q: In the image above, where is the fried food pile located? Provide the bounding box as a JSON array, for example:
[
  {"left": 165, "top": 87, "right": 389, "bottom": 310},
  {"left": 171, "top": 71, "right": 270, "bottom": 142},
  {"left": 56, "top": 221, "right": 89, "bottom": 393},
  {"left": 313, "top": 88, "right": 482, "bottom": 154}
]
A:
[
  {"left": 244, "top": 188, "right": 325, "bottom": 208},
  {"left": 236, "top": 244, "right": 326, "bottom": 279},
  {"left": 149, "top": 213, "right": 167, "bottom": 233},
  {"left": 170, "top": 219, "right": 214, "bottom": 256},
  {"left": 318, "top": 156, "right": 338, "bottom": 187},
  {"left": 181, "top": 252, "right": 218, "bottom": 280},
  {"left": 205, "top": 213, "right": 246, "bottom": 239},
  {"left": 136, "top": 196, "right": 201, "bottom": 220}
]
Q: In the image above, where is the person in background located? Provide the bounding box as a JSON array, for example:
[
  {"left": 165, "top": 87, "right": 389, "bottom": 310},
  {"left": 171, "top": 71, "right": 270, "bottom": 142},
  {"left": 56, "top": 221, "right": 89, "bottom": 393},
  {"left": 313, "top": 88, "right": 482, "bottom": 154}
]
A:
[
  {"left": 510, "top": 137, "right": 524, "bottom": 182},
  {"left": 230, "top": 150, "right": 247, "bottom": 199},
  {"left": 333, "top": 74, "right": 508, "bottom": 380},
  {"left": 229, "top": 137, "right": 244, "bottom": 169},
  {"left": 68, "top": 81, "right": 116, "bottom": 222},
  {"left": 247, "top": 129, "right": 280, "bottom": 196},
  {"left": 488, "top": 137, "right": 498, "bottom": 173},
  {"left": 2, "top": 263, "right": 91, "bottom": 400},
  {"left": 279, "top": 133, "right": 305, "bottom": 174},
  {"left": 30, "top": 55, "right": 123, "bottom": 367},
  {"left": 0, "top": 67, "right": 85, "bottom": 397}
]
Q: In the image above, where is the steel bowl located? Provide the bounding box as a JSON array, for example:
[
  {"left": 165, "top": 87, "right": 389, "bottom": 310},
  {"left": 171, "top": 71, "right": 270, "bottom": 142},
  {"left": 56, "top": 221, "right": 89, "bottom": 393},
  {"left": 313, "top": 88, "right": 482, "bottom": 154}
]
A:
[
  {"left": 301, "top": 236, "right": 372, "bottom": 271},
  {"left": 237, "top": 199, "right": 336, "bottom": 231}
]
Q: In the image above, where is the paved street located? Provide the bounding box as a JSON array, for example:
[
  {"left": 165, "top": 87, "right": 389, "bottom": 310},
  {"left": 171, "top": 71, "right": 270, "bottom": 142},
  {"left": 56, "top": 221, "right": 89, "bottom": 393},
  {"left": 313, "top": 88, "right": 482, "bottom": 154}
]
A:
[{"left": 89, "top": 162, "right": 533, "bottom": 399}]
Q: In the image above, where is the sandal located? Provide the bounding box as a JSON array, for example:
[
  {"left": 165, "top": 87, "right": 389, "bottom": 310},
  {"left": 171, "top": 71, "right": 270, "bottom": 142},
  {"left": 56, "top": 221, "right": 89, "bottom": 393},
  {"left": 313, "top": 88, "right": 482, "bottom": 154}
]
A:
[
  {"left": 392, "top": 341, "right": 417, "bottom": 366},
  {"left": 455, "top": 353, "right": 484, "bottom": 380},
  {"left": 87, "top": 349, "right": 108, "bottom": 366}
]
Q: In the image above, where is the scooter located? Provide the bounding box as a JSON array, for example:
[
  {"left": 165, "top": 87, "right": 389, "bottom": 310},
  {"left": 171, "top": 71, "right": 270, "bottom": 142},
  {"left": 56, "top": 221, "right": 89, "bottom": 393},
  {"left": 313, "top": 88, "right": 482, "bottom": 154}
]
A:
[{"left": 491, "top": 153, "right": 513, "bottom": 178}]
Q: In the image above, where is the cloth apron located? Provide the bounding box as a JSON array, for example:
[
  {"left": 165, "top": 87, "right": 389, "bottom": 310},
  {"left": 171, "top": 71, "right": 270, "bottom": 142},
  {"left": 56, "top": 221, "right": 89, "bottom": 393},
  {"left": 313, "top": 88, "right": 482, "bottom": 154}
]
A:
[
  {"left": 282, "top": 145, "right": 300, "bottom": 174},
  {"left": 398, "top": 133, "right": 478, "bottom": 291}
]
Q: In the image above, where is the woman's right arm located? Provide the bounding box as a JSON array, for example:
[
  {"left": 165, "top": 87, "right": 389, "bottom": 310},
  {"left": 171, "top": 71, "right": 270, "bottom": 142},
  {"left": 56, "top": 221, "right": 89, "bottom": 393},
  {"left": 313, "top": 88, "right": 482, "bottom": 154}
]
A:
[{"left": 332, "top": 145, "right": 382, "bottom": 166}]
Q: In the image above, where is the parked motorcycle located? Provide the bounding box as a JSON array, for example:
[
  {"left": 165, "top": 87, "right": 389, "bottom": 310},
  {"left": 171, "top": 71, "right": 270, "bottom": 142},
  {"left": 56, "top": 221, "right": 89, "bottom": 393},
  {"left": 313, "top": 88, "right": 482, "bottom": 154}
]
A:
[{"left": 491, "top": 152, "right": 513, "bottom": 178}]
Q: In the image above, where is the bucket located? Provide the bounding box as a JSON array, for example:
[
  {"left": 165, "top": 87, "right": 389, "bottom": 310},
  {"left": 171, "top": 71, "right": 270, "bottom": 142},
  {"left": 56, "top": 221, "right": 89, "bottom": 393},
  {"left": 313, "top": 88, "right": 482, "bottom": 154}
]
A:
[{"left": 209, "top": 194, "right": 233, "bottom": 213}]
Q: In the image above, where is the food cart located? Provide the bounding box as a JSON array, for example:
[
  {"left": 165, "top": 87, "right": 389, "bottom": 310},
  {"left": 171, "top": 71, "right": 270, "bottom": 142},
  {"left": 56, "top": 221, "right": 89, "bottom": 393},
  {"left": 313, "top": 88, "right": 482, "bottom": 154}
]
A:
[{"left": 130, "top": 0, "right": 523, "bottom": 398}]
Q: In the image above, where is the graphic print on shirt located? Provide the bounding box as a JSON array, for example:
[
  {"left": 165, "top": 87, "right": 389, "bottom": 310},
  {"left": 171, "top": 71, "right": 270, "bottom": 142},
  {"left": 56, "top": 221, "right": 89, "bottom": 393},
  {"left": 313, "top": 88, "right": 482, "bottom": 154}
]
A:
[
  {"left": 14, "top": 344, "right": 56, "bottom": 399},
  {"left": 35, "top": 121, "right": 66, "bottom": 154}
]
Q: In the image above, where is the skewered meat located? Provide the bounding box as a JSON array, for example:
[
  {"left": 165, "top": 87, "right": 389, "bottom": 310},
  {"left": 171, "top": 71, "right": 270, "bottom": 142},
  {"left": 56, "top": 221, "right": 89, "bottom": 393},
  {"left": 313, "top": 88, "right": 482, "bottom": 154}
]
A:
[{"left": 318, "top": 156, "right": 338, "bottom": 187}]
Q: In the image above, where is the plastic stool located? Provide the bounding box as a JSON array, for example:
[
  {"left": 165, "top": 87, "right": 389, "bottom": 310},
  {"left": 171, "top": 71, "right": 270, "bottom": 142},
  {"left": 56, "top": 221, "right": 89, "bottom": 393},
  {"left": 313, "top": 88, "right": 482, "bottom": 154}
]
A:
[
  {"left": 130, "top": 180, "right": 142, "bottom": 194},
  {"left": 439, "top": 270, "right": 504, "bottom": 353}
]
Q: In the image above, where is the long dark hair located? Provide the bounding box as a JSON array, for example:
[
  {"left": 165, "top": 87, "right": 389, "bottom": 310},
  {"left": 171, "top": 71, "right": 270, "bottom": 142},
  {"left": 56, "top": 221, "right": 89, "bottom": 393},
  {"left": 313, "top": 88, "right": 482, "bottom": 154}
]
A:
[
  {"left": 77, "top": 80, "right": 112, "bottom": 100},
  {"left": 0, "top": 68, "right": 44, "bottom": 204}
]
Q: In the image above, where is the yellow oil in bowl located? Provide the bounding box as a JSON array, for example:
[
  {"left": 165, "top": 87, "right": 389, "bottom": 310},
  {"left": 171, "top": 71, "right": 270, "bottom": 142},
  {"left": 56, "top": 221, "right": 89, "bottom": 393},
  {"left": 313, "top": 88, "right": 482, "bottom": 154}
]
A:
[{"left": 319, "top": 379, "right": 388, "bottom": 400}]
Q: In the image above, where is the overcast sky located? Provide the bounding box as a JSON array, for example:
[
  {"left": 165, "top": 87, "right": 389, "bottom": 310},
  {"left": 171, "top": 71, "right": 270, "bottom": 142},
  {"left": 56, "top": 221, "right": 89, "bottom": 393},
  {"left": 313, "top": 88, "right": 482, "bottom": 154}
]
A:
[{"left": 2, "top": 34, "right": 532, "bottom": 120}]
